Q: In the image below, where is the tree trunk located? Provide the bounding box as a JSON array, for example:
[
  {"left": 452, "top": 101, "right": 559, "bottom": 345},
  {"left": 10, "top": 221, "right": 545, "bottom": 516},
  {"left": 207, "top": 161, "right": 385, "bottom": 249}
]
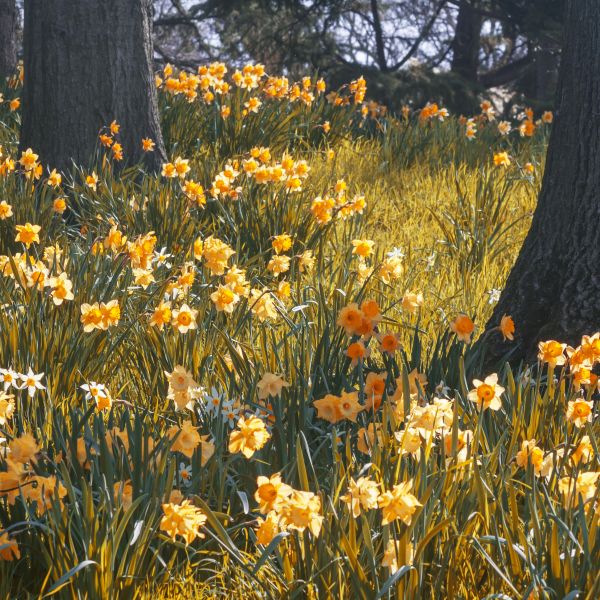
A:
[
  {"left": 518, "top": 42, "right": 560, "bottom": 108},
  {"left": 20, "top": 0, "right": 166, "bottom": 173},
  {"left": 485, "top": 0, "right": 600, "bottom": 363},
  {"left": 370, "top": 0, "right": 387, "bottom": 72},
  {"left": 0, "top": 0, "right": 18, "bottom": 80},
  {"left": 532, "top": 44, "right": 560, "bottom": 106},
  {"left": 451, "top": 0, "right": 482, "bottom": 82}
]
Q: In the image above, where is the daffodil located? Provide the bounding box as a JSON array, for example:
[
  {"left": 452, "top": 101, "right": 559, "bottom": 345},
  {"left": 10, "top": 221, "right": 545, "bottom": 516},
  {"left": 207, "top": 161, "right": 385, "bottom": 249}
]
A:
[
  {"left": 0, "top": 367, "right": 18, "bottom": 391},
  {"left": 0, "top": 393, "right": 15, "bottom": 425},
  {"left": 160, "top": 500, "right": 207, "bottom": 545},
  {"left": 48, "top": 272, "right": 74, "bottom": 305},
  {"left": 18, "top": 369, "right": 45, "bottom": 398},
  {"left": 172, "top": 304, "right": 198, "bottom": 334},
  {"left": 566, "top": 399, "right": 593, "bottom": 428},
  {"left": 450, "top": 314, "right": 475, "bottom": 343},
  {"left": 15, "top": 223, "right": 41, "bottom": 248},
  {"left": 378, "top": 480, "right": 421, "bottom": 525},
  {"left": 515, "top": 439, "right": 544, "bottom": 475},
  {"left": 0, "top": 532, "right": 20, "bottom": 560},
  {"left": 228, "top": 415, "right": 270, "bottom": 458},
  {"left": 467, "top": 373, "right": 504, "bottom": 411},
  {"left": 255, "top": 473, "right": 293, "bottom": 513},
  {"left": 341, "top": 476, "right": 379, "bottom": 517},
  {"left": 168, "top": 421, "right": 201, "bottom": 458},
  {"left": 256, "top": 373, "right": 290, "bottom": 400}
]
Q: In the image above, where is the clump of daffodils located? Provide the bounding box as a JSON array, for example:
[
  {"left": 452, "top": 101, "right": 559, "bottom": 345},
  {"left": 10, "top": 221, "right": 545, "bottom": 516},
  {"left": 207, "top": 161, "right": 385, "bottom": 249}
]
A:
[
  {"left": 0, "top": 432, "right": 67, "bottom": 519},
  {"left": 164, "top": 365, "right": 203, "bottom": 411},
  {"left": 160, "top": 500, "right": 207, "bottom": 545},
  {"left": 253, "top": 473, "right": 323, "bottom": 542}
]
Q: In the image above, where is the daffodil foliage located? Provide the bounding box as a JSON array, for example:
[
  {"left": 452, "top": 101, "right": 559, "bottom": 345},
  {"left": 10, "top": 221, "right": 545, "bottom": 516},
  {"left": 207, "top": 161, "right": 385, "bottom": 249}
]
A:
[{"left": 0, "top": 64, "right": 597, "bottom": 599}]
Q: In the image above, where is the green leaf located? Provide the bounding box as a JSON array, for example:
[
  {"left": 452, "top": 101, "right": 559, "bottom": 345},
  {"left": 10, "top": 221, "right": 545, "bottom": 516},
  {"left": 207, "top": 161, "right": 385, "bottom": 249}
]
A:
[
  {"left": 376, "top": 565, "right": 414, "bottom": 599},
  {"left": 43, "top": 560, "right": 98, "bottom": 597},
  {"left": 252, "top": 532, "right": 290, "bottom": 575}
]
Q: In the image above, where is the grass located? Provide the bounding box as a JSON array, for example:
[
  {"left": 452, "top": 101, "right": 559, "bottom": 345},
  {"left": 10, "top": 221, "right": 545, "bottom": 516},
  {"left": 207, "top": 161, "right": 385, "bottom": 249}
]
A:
[{"left": 0, "top": 65, "right": 598, "bottom": 599}]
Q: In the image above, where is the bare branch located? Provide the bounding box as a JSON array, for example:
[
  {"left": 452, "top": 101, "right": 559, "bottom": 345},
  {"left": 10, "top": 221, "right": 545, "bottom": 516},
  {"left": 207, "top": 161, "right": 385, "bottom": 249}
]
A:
[{"left": 390, "top": 0, "right": 449, "bottom": 70}]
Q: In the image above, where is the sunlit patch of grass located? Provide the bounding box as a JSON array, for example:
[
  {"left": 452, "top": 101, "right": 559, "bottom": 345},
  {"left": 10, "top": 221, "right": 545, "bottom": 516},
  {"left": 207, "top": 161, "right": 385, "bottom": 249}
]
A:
[{"left": 310, "top": 139, "right": 540, "bottom": 341}]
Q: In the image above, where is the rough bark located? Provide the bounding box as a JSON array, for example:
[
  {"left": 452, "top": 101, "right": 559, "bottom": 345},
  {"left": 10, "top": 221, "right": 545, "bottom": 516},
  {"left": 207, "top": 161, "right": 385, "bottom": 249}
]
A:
[
  {"left": 20, "top": 0, "right": 166, "bottom": 173},
  {"left": 485, "top": 0, "right": 600, "bottom": 362},
  {"left": 450, "top": 0, "right": 482, "bottom": 82},
  {"left": 0, "top": 0, "right": 18, "bottom": 80},
  {"left": 532, "top": 45, "right": 560, "bottom": 105}
]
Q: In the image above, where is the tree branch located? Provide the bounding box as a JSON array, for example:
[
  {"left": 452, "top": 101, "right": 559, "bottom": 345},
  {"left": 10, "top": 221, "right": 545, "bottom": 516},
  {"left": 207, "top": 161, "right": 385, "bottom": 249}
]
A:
[
  {"left": 390, "top": 0, "right": 448, "bottom": 70},
  {"left": 370, "top": 0, "right": 387, "bottom": 71},
  {"left": 154, "top": 43, "right": 205, "bottom": 69},
  {"left": 478, "top": 53, "right": 533, "bottom": 87}
]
